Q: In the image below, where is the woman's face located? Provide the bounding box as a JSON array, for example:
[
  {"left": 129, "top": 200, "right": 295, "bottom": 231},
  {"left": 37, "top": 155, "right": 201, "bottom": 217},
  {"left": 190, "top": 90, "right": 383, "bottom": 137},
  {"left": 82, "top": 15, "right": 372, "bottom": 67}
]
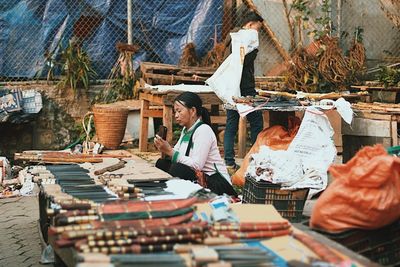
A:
[{"left": 174, "top": 101, "right": 196, "bottom": 128}]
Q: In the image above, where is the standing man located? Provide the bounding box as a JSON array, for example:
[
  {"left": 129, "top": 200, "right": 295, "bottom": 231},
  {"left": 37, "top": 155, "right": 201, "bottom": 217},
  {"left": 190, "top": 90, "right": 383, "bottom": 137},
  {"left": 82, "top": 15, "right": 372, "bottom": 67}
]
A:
[{"left": 224, "top": 11, "right": 264, "bottom": 171}]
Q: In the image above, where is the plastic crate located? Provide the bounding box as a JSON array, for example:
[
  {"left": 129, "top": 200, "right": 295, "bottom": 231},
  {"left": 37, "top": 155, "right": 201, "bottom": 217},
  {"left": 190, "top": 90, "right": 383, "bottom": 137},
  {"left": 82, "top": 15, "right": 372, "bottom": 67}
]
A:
[
  {"left": 314, "top": 220, "right": 400, "bottom": 266},
  {"left": 387, "top": 146, "right": 400, "bottom": 156},
  {"left": 242, "top": 177, "right": 309, "bottom": 222}
]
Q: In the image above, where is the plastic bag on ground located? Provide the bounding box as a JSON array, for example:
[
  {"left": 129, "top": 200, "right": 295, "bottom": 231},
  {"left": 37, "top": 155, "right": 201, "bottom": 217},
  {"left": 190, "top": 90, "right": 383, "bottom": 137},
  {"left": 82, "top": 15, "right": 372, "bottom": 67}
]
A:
[{"left": 310, "top": 144, "right": 400, "bottom": 232}]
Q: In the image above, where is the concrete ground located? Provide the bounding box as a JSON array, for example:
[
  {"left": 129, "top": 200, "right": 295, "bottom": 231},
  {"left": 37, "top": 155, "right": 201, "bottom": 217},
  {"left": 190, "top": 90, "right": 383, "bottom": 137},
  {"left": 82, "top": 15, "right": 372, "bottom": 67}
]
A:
[{"left": 0, "top": 196, "right": 43, "bottom": 267}]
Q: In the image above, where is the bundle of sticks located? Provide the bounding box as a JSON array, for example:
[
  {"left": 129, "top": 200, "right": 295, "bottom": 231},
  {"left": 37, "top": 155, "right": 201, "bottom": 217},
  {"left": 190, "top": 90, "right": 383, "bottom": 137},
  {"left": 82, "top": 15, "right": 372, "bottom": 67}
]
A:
[
  {"left": 209, "top": 221, "right": 292, "bottom": 240},
  {"left": 73, "top": 221, "right": 208, "bottom": 254},
  {"left": 127, "top": 179, "right": 172, "bottom": 197},
  {"left": 54, "top": 218, "right": 208, "bottom": 254},
  {"left": 49, "top": 198, "right": 200, "bottom": 234},
  {"left": 15, "top": 150, "right": 131, "bottom": 164},
  {"left": 108, "top": 184, "right": 144, "bottom": 200},
  {"left": 352, "top": 102, "right": 400, "bottom": 114},
  {"left": 15, "top": 151, "right": 103, "bottom": 163},
  {"left": 33, "top": 165, "right": 117, "bottom": 203}
]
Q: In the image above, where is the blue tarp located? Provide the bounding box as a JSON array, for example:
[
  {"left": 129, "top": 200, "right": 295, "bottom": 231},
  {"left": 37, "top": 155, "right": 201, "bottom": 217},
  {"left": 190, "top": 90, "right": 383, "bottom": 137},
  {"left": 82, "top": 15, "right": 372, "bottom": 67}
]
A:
[{"left": 0, "top": 0, "right": 223, "bottom": 78}]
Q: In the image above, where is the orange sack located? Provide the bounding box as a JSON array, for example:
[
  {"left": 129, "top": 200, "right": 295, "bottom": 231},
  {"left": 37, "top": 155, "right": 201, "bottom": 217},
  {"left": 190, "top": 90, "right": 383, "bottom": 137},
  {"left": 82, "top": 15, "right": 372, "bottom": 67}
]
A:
[
  {"left": 232, "top": 116, "right": 301, "bottom": 186},
  {"left": 310, "top": 144, "right": 400, "bottom": 232}
]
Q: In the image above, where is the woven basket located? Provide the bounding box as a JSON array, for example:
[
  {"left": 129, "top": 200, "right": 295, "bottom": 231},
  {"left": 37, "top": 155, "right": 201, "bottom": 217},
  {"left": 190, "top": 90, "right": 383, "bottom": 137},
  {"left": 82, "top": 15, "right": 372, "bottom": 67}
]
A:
[{"left": 92, "top": 104, "right": 129, "bottom": 149}]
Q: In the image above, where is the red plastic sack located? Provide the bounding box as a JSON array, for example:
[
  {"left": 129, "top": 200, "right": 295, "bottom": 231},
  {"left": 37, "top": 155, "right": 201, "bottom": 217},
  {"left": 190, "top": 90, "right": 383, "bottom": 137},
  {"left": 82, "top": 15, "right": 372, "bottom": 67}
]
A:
[
  {"left": 310, "top": 144, "right": 400, "bottom": 232},
  {"left": 232, "top": 116, "right": 300, "bottom": 186}
]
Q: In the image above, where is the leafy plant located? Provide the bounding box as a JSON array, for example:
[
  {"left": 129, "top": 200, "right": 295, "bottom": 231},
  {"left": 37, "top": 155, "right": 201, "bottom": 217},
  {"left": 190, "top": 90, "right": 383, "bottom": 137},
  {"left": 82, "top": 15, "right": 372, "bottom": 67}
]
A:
[
  {"left": 376, "top": 66, "right": 400, "bottom": 87},
  {"left": 36, "top": 39, "right": 97, "bottom": 91},
  {"left": 58, "top": 40, "right": 97, "bottom": 91},
  {"left": 292, "top": 0, "right": 332, "bottom": 41}
]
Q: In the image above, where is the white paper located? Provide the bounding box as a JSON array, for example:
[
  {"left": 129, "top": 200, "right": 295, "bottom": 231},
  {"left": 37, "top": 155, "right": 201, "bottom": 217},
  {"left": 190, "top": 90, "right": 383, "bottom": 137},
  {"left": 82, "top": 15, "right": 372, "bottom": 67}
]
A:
[
  {"left": 148, "top": 84, "right": 213, "bottom": 93},
  {"left": 144, "top": 179, "right": 202, "bottom": 201},
  {"left": 334, "top": 97, "right": 353, "bottom": 124}
]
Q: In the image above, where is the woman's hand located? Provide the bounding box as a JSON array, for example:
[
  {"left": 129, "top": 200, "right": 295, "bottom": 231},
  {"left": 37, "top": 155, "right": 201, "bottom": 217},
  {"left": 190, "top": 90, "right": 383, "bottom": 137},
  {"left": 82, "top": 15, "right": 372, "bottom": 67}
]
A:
[{"left": 153, "top": 135, "right": 174, "bottom": 157}]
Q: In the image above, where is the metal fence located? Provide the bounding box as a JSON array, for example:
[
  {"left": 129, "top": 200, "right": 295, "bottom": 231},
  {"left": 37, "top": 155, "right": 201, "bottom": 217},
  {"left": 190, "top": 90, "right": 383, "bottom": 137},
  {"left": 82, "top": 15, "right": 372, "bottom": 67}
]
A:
[{"left": 0, "top": 0, "right": 399, "bottom": 82}]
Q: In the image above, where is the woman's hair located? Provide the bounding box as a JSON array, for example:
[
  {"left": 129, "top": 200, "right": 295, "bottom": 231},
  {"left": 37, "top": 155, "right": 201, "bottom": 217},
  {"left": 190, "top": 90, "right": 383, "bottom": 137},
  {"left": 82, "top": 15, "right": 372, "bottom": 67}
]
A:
[{"left": 174, "top": 92, "right": 211, "bottom": 126}]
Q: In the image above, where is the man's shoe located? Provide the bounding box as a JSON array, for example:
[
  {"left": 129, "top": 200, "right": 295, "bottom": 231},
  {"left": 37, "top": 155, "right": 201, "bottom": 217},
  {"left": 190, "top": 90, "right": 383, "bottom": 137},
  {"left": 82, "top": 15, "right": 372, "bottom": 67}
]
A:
[{"left": 226, "top": 164, "right": 240, "bottom": 176}]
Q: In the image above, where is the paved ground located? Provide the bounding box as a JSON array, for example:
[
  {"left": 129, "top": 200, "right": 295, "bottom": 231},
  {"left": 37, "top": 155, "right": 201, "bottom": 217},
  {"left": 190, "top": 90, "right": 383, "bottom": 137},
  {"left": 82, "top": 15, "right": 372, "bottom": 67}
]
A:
[{"left": 0, "top": 196, "right": 43, "bottom": 267}]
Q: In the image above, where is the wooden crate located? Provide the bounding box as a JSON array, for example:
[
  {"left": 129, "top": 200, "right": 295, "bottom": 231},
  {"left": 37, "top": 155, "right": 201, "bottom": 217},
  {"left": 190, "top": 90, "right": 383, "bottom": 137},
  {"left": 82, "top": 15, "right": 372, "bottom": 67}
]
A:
[{"left": 140, "top": 62, "right": 215, "bottom": 86}]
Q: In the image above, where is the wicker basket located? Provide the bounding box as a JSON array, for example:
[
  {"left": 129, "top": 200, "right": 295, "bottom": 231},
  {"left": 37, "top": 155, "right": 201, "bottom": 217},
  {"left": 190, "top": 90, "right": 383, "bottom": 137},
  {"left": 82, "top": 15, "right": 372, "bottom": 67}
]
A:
[{"left": 92, "top": 104, "right": 129, "bottom": 149}]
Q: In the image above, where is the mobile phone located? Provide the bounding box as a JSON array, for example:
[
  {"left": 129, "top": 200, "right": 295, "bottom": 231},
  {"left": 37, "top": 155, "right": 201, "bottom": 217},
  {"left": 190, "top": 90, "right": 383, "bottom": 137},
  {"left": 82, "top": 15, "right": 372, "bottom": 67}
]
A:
[{"left": 157, "top": 125, "right": 167, "bottom": 140}]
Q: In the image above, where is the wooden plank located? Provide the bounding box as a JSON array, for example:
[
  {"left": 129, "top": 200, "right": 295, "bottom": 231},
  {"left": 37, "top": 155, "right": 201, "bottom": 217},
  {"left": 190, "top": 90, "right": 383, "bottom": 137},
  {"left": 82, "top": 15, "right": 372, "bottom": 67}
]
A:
[
  {"left": 238, "top": 117, "right": 247, "bottom": 158},
  {"left": 342, "top": 117, "right": 391, "bottom": 137},
  {"left": 326, "top": 111, "right": 342, "bottom": 151},
  {"left": 210, "top": 115, "right": 226, "bottom": 125},
  {"left": 141, "top": 62, "right": 180, "bottom": 72},
  {"left": 163, "top": 105, "right": 173, "bottom": 143},
  {"left": 141, "top": 62, "right": 215, "bottom": 75},
  {"left": 262, "top": 110, "right": 270, "bottom": 129},
  {"left": 139, "top": 100, "right": 150, "bottom": 152},
  {"left": 143, "top": 72, "right": 207, "bottom": 84},
  {"left": 142, "top": 109, "right": 163, "bottom": 118},
  {"left": 139, "top": 91, "right": 164, "bottom": 104},
  {"left": 163, "top": 92, "right": 222, "bottom": 106},
  {"left": 354, "top": 110, "right": 394, "bottom": 121},
  {"left": 352, "top": 85, "right": 400, "bottom": 91},
  {"left": 391, "top": 121, "right": 399, "bottom": 146}
]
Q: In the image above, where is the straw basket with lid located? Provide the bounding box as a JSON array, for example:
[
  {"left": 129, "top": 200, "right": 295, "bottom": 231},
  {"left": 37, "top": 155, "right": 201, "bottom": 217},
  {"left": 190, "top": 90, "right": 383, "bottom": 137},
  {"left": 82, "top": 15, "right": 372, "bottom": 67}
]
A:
[{"left": 91, "top": 104, "right": 129, "bottom": 149}]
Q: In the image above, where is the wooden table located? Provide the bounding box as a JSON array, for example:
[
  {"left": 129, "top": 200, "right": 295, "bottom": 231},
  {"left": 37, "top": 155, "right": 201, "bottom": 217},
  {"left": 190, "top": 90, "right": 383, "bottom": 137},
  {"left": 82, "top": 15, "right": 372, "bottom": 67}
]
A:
[{"left": 138, "top": 88, "right": 224, "bottom": 152}]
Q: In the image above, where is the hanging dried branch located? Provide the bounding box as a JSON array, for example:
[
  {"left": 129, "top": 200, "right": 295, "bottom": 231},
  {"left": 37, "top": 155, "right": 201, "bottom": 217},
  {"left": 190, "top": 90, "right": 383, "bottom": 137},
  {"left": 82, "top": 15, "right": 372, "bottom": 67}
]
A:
[
  {"left": 95, "top": 43, "right": 139, "bottom": 103},
  {"left": 285, "top": 36, "right": 366, "bottom": 92},
  {"left": 348, "top": 41, "right": 366, "bottom": 71},
  {"left": 318, "top": 37, "right": 349, "bottom": 86},
  {"left": 285, "top": 47, "right": 319, "bottom": 92},
  {"left": 179, "top": 43, "right": 200, "bottom": 67},
  {"left": 201, "top": 43, "right": 226, "bottom": 68}
]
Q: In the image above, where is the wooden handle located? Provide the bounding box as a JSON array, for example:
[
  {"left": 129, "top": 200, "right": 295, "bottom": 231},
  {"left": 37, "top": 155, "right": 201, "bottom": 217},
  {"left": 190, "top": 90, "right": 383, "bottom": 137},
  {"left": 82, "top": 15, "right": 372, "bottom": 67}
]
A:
[
  {"left": 94, "top": 160, "right": 126, "bottom": 175},
  {"left": 203, "top": 237, "right": 232, "bottom": 246}
]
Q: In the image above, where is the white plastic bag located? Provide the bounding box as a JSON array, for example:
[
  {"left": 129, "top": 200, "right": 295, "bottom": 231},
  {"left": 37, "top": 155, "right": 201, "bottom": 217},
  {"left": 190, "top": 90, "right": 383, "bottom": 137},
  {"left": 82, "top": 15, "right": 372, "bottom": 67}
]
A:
[{"left": 206, "top": 29, "right": 259, "bottom": 104}]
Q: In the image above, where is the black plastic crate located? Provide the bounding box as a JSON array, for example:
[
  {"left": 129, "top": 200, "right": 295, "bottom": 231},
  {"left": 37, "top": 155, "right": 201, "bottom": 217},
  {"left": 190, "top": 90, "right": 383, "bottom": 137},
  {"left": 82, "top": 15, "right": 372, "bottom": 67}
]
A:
[
  {"left": 242, "top": 177, "right": 309, "bottom": 222},
  {"left": 314, "top": 220, "right": 400, "bottom": 266}
]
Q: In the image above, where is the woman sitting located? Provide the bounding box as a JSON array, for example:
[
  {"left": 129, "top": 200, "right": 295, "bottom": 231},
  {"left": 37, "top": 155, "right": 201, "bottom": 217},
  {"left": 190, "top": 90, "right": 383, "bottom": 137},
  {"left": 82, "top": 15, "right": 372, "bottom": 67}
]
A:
[{"left": 154, "top": 92, "right": 237, "bottom": 196}]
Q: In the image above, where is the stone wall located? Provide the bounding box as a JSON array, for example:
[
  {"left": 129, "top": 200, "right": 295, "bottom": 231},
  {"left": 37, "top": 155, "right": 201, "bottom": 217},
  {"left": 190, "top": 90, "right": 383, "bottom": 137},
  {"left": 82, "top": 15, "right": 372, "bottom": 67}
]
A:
[{"left": 0, "top": 82, "right": 103, "bottom": 158}]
